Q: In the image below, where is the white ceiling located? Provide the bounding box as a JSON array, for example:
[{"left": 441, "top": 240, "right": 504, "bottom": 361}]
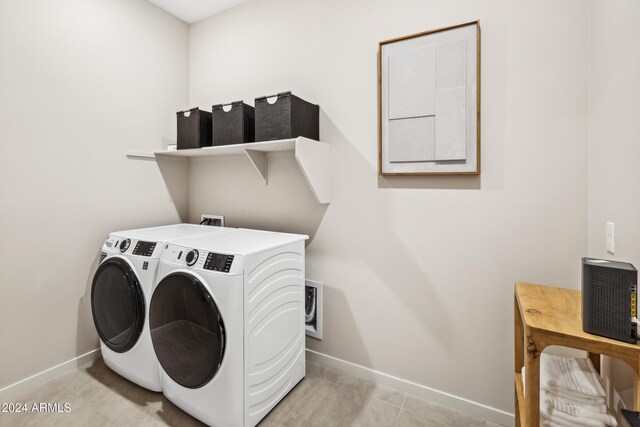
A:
[{"left": 147, "top": 0, "right": 252, "bottom": 24}]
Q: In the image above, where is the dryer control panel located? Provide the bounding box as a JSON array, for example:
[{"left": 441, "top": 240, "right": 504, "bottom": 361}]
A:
[
  {"left": 203, "top": 253, "right": 234, "bottom": 273},
  {"left": 160, "top": 243, "right": 241, "bottom": 274}
]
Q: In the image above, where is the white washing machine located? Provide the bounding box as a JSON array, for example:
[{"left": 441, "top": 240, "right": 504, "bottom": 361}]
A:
[
  {"left": 91, "top": 224, "right": 234, "bottom": 391},
  {"left": 149, "top": 228, "right": 308, "bottom": 426}
]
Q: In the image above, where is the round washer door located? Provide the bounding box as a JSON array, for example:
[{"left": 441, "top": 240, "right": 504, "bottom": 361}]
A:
[
  {"left": 91, "top": 257, "right": 145, "bottom": 353},
  {"left": 149, "top": 272, "right": 225, "bottom": 389}
]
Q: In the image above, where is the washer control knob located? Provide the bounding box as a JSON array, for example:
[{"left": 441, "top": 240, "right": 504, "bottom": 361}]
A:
[
  {"left": 185, "top": 249, "right": 199, "bottom": 266},
  {"left": 119, "top": 239, "right": 131, "bottom": 252}
]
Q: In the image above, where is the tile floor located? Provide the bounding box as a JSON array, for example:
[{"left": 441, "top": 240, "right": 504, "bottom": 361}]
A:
[{"left": 0, "top": 358, "right": 504, "bottom": 426}]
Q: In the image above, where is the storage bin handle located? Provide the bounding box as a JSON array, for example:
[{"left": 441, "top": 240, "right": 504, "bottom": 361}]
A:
[
  {"left": 212, "top": 101, "right": 243, "bottom": 112},
  {"left": 180, "top": 108, "right": 198, "bottom": 117},
  {"left": 259, "top": 91, "right": 291, "bottom": 105}
]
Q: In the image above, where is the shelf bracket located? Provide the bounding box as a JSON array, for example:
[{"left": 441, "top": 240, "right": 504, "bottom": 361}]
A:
[
  {"left": 295, "top": 137, "right": 331, "bottom": 204},
  {"left": 244, "top": 149, "right": 267, "bottom": 185}
]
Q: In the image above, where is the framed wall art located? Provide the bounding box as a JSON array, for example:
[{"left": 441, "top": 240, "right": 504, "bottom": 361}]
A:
[{"left": 378, "top": 21, "right": 480, "bottom": 176}]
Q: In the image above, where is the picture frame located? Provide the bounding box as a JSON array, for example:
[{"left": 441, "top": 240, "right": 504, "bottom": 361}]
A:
[{"left": 378, "top": 21, "right": 481, "bottom": 176}]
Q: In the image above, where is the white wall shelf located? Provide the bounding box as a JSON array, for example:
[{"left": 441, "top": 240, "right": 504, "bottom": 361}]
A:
[
  {"left": 125, "top": 150, "right": 156, "bottom": 159},
  {"left": 127, "top": 137, "right": 331, "bottom": 204}
]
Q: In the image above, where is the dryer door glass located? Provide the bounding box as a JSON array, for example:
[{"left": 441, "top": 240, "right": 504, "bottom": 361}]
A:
[
  {"left": 149, "top": 272, "right": 225, "bottom": 389},
  {"left": 91, "top": 257, "right": 145, "bottom": 353}
]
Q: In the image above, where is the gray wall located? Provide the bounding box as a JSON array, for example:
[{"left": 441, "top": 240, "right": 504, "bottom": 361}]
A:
[
  {"left": 0, "top": 0, "right": 189, "bottom": 389},
  {"left": 188, "top": 0, "right": 589, "bottom": 413},
  {"left": 587, "top": 0, "right": 640, "bottom": 412}
]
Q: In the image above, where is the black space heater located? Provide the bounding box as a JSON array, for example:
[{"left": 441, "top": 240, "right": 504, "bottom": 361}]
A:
[{"left": 582, "top": 257, "right": 637, "bottom": 344}]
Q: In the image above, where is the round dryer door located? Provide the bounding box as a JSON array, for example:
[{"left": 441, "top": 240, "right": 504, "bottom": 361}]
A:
[
  {"left": 91, "top": 258, "right": 145, "bottom": 353},
  {"left": 149, "top": 272, "right": 225, "bottom": 389}
]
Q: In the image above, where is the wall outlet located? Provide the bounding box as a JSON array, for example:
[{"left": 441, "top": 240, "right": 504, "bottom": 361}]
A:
[
  {"left": 201, "top": 214, "right": 224, "bottom": 227},
  {"left": 607, "top": 222, "right": 615, "bottom": 254}
]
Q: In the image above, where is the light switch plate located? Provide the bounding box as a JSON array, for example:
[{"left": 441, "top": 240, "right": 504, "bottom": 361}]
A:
[{"left": 606, "top": 222, "right": 615, "bottom": 254}]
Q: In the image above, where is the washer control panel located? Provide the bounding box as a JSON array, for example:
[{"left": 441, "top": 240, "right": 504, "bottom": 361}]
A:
[
  {"left": 132, "top": 241, "right": 157, "bottom": 257},
  {"left": 203, "top": 253, "right": 234, "bottom": 273}
]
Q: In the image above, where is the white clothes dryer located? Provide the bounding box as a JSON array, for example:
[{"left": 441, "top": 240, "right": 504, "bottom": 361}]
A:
[
  {"left": 149, "top": 228, "right": 308, "bottom": 426},
  {"left": 91, "top": 224, "right": 234, "bottom": 391}
]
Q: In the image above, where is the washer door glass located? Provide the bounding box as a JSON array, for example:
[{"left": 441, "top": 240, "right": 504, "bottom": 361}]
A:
[
  {"left": 91, "top": 257, "right": 145, "bottom": 353},
  {"left": 150, "top": 272, "right": 226, "bottom": 389}
]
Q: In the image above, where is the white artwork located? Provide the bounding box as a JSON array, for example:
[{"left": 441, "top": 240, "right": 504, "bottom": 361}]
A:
[{"left": 379, "top": 22, "right": 480, "bottom": 175}]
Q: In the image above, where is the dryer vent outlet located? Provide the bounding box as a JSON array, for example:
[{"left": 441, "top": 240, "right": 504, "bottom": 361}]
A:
[
  {"left": 305, "top": 280, "right": 323, "bottom": 339},
  {"left": 201, "top": 214, "right": 224, "bottom": 227}
]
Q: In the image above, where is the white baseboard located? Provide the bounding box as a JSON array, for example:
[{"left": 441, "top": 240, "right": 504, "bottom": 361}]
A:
[
  {"left": 306, "top": 349, "right": 515, "bottom": 427},
  {"left": 0, "top": 348, "right": 101, "bottom": 400}
]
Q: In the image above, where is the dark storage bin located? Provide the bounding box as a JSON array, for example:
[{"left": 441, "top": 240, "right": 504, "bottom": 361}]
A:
[
  {"left": 211, "top": 101, "right": 255, "bottom": 146},
  {"left": 176, "top": 108, "right": 212, "bottom": 150},
  {"left": 255, "top": 92, "right": 319, "bottom": 141}
]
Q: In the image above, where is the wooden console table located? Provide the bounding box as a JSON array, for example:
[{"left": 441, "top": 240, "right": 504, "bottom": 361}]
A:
[{"left": 514, "top": 282, "right": 640, "bottom": 427}]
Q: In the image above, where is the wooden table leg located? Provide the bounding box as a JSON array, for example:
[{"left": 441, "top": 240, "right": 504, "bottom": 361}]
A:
[
  {"left": 515, "top": 296, "right": 524, "bottom": 427},
  {"left": 635, "top": 365, "right": 640, "bottom": 411},
  {"left": 524, "top": 332, "right": 541, "bottom": 427},
  {"left": 515, "top": 296, "right": 524, "bottom": 372}
]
